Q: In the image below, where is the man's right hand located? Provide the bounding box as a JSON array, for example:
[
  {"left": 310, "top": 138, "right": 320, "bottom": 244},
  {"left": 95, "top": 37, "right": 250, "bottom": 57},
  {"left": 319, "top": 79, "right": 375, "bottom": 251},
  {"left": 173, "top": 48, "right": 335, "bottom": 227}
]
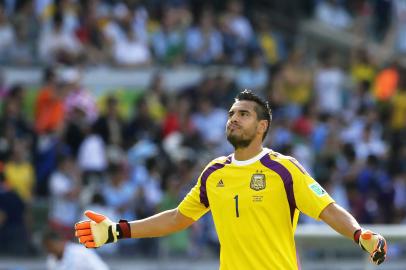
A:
[
  {"left": 75, "top": 210, "right": 128, "bottom": 248},
  {"left": 75, "top": 210, "right": 118, "bottom": 248}
]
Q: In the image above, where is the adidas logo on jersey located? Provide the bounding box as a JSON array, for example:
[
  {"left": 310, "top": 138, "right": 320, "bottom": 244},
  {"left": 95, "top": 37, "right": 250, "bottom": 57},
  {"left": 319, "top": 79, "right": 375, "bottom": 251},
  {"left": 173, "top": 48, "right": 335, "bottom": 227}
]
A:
[{"left": 216, "top": 179, "right": 224, "bottom": 187}]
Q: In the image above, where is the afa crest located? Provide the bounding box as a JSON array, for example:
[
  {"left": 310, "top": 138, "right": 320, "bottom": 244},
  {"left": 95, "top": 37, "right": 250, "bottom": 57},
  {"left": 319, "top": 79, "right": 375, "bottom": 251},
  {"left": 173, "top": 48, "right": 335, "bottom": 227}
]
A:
[{"left": 250, "top": 173, "right": 266, "bottom": 191}]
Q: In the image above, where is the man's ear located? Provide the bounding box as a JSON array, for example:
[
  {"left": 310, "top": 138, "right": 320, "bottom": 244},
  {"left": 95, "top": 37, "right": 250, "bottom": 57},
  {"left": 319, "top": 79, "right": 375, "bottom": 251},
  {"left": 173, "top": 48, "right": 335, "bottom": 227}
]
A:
[{"left": 258, "top": 119, "right": 268, "bottom": 133}]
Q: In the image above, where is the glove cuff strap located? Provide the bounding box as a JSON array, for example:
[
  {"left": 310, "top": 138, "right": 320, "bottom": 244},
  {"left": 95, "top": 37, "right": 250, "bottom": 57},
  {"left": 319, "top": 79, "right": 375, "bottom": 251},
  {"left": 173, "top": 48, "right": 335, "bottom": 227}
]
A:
[
  {"left": 353, "top": 228, "right": 362, "bottom": 244},
  {"left": 117, "top": 219, "right": 131, "bottom": 239}
]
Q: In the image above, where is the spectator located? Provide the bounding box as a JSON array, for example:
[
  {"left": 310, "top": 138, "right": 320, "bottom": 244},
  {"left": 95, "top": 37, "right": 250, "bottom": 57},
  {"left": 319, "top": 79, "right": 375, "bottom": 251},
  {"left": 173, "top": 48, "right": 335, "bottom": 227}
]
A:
[
  {"left": 0, "top": 3, "right": 15, "bottom": 63},
  {"left": 145, "top": 73, "right": 167, "bottom": 123},
  {"left": 315, "top": 0, "right": 353, "bottom": 29},
  {"left": 371, "top": 0, "right": 392, "bottom": 41},
  {"left": 292, "top": 104, "right": 316, "bottom": 139},
  {"left": 393, "top": 172, "right": 406, "bottom": 223},
  {"left": 254, "top": 15, "right": 286, "bottom": 66},
  {"left": 236, "top": 52, "right": 269, "bottom": 95},
  {"left": 8, "top": 22, "right": 36, "bottom": 65},
  {"left": 33, "top": 130, "right": 60, "bottom": 197},
  {"left": 223, "top": 0, "right": 254, "bottom": 44},
  {"left": 356, "top": 155, "right": 393, "bottom": 223},
  {"left": 4, "top": 141, "right": 35, "bottom": 203},
  {"left": 181, "top": 74, "right": 217, "bottom": 105},
  {"left": 372, "top": 61, "right": 399, "bottom": 102},
  {"left": 390, "top": 73, "right": 406, "bottom": 131},
  {"left": 125, "top": 97, "right": 160, "bottom": 146},
  {"left": 340, "top": 106, "right": 372, "bottom": 145},
  {"left": 311, "top": 113, "right": 331, "bottom": 154},
  {"left": 75, "top": 2, "right": 109, "bottom": 65},
  {"left": 0, "top": 94, "right": 32, "bottom": 162},
  {"left": 7, "top": 83, "right": 26, "bottom": 108},
  {"left": 386, "top": 0, "right": 406, "bottom": 54},
  {"left": 128, "top": 1, "right": 149, "bottom": 44},
  {"left": 355, "top": 124, "right": 387, "bottom": 161},
  {"left": 211, "top": 73, "right": 237, "bottom": 108},
  {"left": 38, "top": 11, "right": 82, "bottom": 65},
  {"left": 0, "top": 163, "right": 32, "bottom": 256},
  {"left": 9, "top": 1, "right": 40, "bottom": 65},
  {"left": 94, "top": 95, "right": 125, "bottom": 148},
  {"left": 48, "top": 154, "right": 81, "bottom": 239},
  {"left": 162, "top": 96, "right": 197, "bottom": 140},
  {"left": 273, "top": 48, "right": 313, "bottom": 118},
  {"left": 191, "top": 97, "right": 228, "bottom": 151},
  {"left": 132, "top": 157, "right": 163, "bottom": 257},
  {"left": 340, "top": 143, "right": 363, "bottom": 185},
  {"left": 42, "top": 229, "right": 109, "bottom": 270},
  {"left": 151, "top": 8, "right": 185, "bottom": 65},
  {"left": 158, "top": 174, "right": 190, "bottom": 256},
  {"left": 102, "top": 163, "right": 136, "bottom": 222},
  {"left": 77, "top": 125, "right": 107, "bottom": 185},
  {"left": 185, "top": 9, "right": 223, "bottom": 64},
  {"left": 35, "top": 67, "right": 65, "bottom": 135},
  {"left": 0, "top": 69, "right": 7, "bottom": 98},
  {"left": 346, "top": 80, "right": 375, "bottom": 121},
  {"left": 112, "top": 23, "right": 151, "bottom": 67},
  {"left": 133, "top": 157, "right": 163, "bottom": 213},
  {"left": 63, "top": 106, "right": 87, "bottom": 158},
  {"left": 314, "top": 48, "right": 347, "bottom": 114},
  {"left": 219, "top": 0, "right": 256, "bottom": 65},
  {"left": 350, "top": 48, "right": 376, "bottom": 85},
  {"left": 55, "top": 0, "right": 80, "bottom": 34},
  {"left": 102, "top": 4, "right": 128, "bottom": 48},
  {"left": 62, "top": 67, "right": 98, "bottom": 123}
]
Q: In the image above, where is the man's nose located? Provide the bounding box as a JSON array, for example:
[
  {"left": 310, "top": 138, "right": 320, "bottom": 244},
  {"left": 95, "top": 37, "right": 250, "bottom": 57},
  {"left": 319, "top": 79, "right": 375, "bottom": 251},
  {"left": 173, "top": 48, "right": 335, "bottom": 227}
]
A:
[{"left": 230, "top": 114, "right": 239, "bottom": 122}]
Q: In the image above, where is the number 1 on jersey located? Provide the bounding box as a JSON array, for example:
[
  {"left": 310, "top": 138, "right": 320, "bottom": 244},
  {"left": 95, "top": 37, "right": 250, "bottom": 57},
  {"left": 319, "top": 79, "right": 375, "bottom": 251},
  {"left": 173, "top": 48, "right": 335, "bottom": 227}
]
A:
[{"left": 234, "top": 195, "right": 239, "bottom": 217}]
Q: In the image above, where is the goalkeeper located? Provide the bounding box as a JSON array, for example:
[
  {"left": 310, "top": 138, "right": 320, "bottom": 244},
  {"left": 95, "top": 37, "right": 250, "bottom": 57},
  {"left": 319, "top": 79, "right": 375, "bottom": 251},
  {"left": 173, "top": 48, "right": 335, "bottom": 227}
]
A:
[{"left": 75, "top": 90, "right": 387, "bottom": 269}]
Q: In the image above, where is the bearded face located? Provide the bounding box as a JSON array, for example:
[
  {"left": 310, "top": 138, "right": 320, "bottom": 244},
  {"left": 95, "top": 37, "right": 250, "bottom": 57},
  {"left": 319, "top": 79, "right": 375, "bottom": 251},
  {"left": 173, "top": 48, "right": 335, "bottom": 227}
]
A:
[
  {"left": 226, "top": 101, "right": 262, "bottom": 149},
  {"left": 226, "top": 121, "right": 257, "bottom": 149}
]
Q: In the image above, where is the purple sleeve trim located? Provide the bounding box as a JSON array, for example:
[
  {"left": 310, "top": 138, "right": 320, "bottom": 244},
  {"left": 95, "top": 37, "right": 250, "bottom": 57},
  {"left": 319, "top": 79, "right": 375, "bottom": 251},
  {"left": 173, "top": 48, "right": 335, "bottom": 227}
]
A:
[
  {"left": 199, "top": 156, "right": 231, "bottom": 208},
  {"left": 260, "top": 154, "right": 297, "bottom": 223}
]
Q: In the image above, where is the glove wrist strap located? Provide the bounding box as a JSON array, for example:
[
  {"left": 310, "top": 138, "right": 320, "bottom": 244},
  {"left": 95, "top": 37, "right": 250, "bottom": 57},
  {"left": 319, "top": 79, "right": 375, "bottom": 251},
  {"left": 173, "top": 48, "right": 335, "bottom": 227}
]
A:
[
  {"left": 353, "top": 228, "right": 362, "bottom": 244},
  {"left": 116, "top": 219, "right": 131, "bottom": 239}
]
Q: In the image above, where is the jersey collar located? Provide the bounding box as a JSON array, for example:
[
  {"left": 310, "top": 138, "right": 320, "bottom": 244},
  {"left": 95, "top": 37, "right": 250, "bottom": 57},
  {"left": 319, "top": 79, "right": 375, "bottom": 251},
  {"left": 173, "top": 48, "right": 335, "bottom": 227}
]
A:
[{"left": 231, "top": 148, "right": 271, "bottom": 166}]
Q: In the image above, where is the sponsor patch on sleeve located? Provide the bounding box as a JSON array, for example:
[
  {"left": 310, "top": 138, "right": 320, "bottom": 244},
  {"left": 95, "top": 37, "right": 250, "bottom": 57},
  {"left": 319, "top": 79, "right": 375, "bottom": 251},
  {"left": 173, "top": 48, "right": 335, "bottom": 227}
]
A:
[{"left": 308, "top": 183, "right": 327, "bottom": 197}]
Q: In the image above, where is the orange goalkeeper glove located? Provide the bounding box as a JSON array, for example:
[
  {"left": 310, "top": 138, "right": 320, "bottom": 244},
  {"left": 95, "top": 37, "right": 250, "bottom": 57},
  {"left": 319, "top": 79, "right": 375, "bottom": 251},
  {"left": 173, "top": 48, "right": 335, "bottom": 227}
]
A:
[
  {"left": 354, "top": 228, "right": 387, "bottom": 265},
  {"left": 74, "top": 210, "right": 131, "bottom": 248}
]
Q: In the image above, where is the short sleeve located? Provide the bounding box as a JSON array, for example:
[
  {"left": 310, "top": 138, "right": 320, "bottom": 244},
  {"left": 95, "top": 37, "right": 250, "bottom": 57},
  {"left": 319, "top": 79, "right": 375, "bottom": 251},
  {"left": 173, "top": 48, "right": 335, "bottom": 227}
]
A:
[
  {"left": 177, "top": 158, "right": 227, "bottom": 221},
  {"left": 290, "top": 159, "right": 335, "bottom": 220},
  {"left": 178, "top": 177, "right": 210, "bottom": 221}
]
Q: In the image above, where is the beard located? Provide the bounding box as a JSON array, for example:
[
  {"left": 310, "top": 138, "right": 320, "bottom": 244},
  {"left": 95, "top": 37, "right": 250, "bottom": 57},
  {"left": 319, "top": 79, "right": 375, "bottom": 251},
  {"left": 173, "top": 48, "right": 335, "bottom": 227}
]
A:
[{"left": 226, "top": 131, "right": 255, "bottom": 149}]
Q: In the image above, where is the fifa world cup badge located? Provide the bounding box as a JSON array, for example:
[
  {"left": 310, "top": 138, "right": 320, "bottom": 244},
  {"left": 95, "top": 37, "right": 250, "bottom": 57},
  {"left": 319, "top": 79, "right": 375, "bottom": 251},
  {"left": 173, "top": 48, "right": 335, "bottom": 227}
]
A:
[{"left": 250, "top": 173, "right": 266, "bottom": 191}]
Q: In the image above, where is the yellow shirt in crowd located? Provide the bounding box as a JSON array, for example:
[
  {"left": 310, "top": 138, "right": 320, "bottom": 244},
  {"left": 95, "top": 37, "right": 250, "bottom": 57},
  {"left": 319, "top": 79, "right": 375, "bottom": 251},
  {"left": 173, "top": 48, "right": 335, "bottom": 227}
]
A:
[{"left": 4, "top": 162, "right": 35, "bottom": 202}]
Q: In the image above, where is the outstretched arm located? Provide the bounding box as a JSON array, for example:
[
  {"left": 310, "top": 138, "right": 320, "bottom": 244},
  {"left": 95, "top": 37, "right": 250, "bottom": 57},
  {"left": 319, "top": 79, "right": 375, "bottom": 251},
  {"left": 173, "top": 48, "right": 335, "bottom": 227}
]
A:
[
  {"left": 75, "top": 208, "right": 195, "bottom": 248},
  {"left": 319, "top": 203, "right": 387, "bottom": 265},
  {"left": 319, "top": 202, "right": 360, "bottom": 240},
  {"left": 130, "top": 208, "right": 195, "bottom": 238}
]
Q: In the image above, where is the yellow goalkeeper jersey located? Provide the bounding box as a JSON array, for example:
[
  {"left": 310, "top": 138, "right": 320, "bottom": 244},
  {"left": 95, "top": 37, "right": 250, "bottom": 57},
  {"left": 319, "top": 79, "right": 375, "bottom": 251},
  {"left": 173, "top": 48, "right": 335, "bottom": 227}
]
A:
[{"left": 178, "top": 148, "right": 335, "bottom": 270}]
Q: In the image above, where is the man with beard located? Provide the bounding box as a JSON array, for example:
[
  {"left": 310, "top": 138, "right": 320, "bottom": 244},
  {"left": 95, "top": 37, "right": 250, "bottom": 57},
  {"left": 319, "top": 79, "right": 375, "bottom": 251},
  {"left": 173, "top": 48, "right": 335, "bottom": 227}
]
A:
[{"left": 75, "top": 90, "right": 387, "bottom": 269}]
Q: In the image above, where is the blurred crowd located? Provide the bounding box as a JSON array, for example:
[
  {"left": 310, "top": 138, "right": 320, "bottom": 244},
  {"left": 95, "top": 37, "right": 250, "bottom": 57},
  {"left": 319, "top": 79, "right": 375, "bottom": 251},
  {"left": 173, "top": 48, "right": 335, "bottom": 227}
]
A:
[
  {"left": 0, "top": 0, "right": 289, "bottom": 67},
  {"left": 0, "top": 0, "right": 406, "bottom": 261},
  {"left": 0, "top": 0, "right": 404, "bottom": 67}
]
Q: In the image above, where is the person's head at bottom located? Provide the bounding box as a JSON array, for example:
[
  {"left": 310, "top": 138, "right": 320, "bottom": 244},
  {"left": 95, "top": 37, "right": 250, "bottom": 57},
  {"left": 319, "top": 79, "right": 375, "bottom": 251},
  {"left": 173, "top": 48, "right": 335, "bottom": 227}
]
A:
[{"left": 42, "top": 229, "right": 66, "bottom": 260}]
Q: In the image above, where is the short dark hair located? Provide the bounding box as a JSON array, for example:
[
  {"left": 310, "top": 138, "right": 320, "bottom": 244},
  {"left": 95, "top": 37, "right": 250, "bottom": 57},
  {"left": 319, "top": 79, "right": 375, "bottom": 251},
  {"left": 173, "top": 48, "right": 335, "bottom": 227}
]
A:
[
  {"left": 235, "top": 90, "right": 272, "bottom": 141},
  {"left": 42, "top": 227, "right": 63, "bottom": 243}
]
